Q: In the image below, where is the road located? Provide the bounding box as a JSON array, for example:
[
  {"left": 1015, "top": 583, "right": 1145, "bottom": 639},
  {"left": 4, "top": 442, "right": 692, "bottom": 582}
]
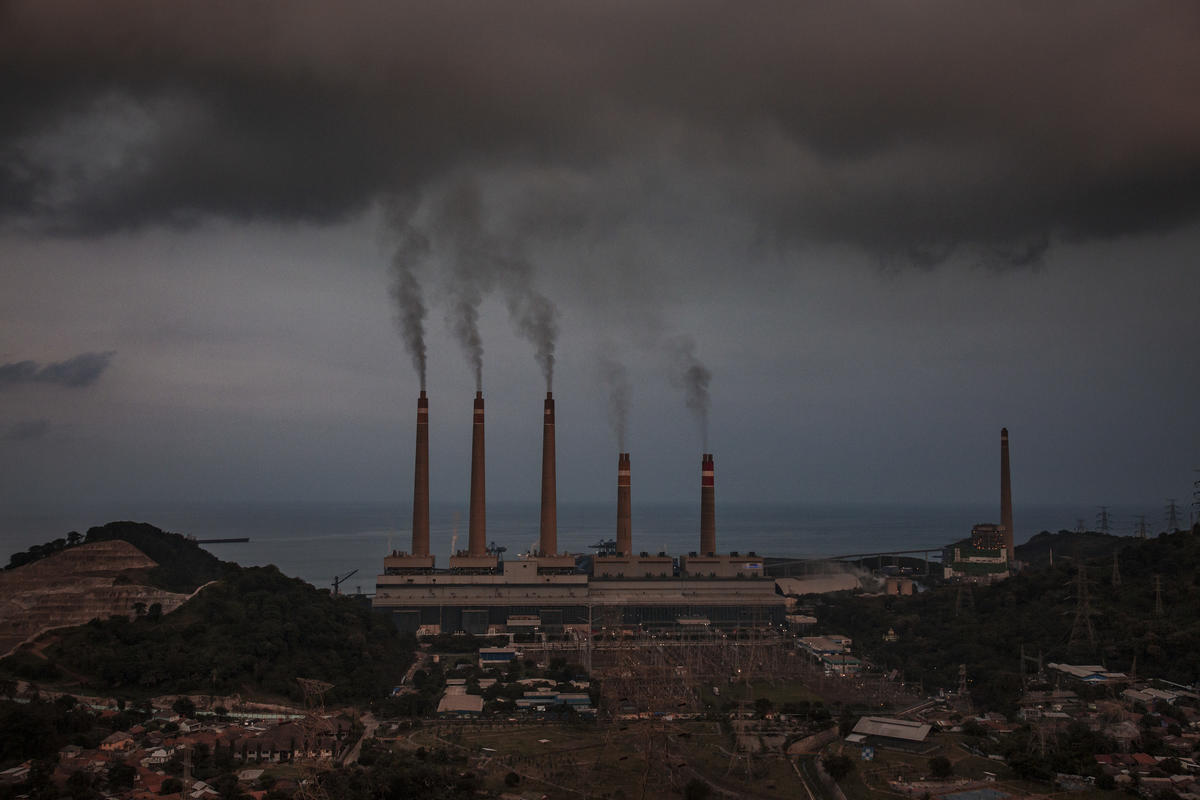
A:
[
  {"left": 339, "top": 712, "right": 378, "bottom": 766},
  {"left": 795, "top": 755, "right": 841, "bottom": 800}
]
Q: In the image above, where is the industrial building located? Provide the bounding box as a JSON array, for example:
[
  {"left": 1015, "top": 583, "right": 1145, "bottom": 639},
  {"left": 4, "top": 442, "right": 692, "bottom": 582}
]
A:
[
  {"left": 941, "top": 429, "right": 1018, "bottom": 582},
  {"left": 942, "top": 524, "right": 1010, "bottom": 581},
  {"left": 845, "top": 717, "right": 935, "bottom": 753},
  {"left": 372, "top": 391, "right": 786, "bottom": 634}
]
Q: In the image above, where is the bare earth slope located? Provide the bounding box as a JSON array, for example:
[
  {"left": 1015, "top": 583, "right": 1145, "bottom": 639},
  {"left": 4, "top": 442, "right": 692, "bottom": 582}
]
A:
[{"left": 0, "top": 540, "right": 192, "bottom": 658}]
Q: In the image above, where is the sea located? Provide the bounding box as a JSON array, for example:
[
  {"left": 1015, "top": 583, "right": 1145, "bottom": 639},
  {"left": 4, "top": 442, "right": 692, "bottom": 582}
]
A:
[{"left": 0, "top": 500, "right": 1155, "bottom": 592}]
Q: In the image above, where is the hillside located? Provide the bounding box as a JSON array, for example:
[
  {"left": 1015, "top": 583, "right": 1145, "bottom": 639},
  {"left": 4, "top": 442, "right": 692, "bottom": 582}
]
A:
[
  {"left": 1015, "top": 529, "right": 1132, "bottom": 569},
  {"left": 819, "top": 526, "right": 1200, "bottom": 711},
  {"left": 39, "top": 564, "right": 413, "bottom": 704},
  {"left": 0, "top": 540, "right": 196, "bottom": 659},
  {"left": 83, "top": 520, "right": 231, "bottom": 592},
  {"left": 1, "top": 522, "right": 416, "bottom": 704}
]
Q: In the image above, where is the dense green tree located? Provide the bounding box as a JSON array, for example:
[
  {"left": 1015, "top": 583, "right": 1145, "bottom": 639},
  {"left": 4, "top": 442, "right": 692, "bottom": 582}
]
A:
[
  {"left": 819, "top": 529, "right": 1200, "bottom": 708},
  {"left": 65, "top": 769, "right": 97, "bottom": 800},
  {"left": 17, "top": 560, "right": 416, "bottom": 704},
  {"left": 106, "top": 762, "right": 136, "bottom": 790},
  {"left": 823, "top": 754, "right": 854, "bottom": 780}
]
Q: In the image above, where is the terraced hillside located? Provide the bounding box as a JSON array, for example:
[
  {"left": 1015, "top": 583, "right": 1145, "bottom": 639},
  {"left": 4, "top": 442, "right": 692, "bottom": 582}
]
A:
[{"left": 0, "top": 540, "right": 194, "bottom": 658}]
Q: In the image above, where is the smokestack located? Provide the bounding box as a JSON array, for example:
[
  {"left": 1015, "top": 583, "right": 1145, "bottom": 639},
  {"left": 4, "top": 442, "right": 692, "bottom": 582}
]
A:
[
  {"left": 1000, "top": 428, "right": 1014, "bottom": 563},
  {"left": 700, "top": 453, "right": 716, "bottom": 556},
  {"left": 617, "top": 453, "right": 632, "bottom": 556},
  {"left": 412, "top": 391, "right": 430, "bottom": 557},
  {"left": 539, "top": 392, "right": 557, "bottom": 555},
  {"left": 468, "top": 391, "right": 486, "bottom": 556}
]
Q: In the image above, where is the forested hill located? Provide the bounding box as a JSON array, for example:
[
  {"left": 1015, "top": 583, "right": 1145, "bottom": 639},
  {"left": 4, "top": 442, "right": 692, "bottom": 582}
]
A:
[
  {"left": 6, "top": 521, "right": 231, "bottom": 592},
  {"left": 1016, "top": 529, "right": 1132, "bottom": 569},
  {"left": 820, "top": 526, "right": 1200, "bottom": 712},
  {"left": 84, "top": 521, "right": 231, "bottom": 592},
  {"left": 1, "top": 522, "right": 415, "bottom": 705},
  {"left": 44, "top": 565, "right": 412, "bottom": 704}
]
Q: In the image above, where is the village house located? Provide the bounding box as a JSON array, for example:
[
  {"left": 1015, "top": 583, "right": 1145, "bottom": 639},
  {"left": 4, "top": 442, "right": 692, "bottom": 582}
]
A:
[{"left": 99, "top": 731, "right": 136, "bottom": 753}]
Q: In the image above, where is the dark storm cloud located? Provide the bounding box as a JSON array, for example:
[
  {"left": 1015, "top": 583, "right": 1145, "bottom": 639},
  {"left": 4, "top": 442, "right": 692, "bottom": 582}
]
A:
[
  {"left": 3, "top": 419, "right": 51, "bottom": 442},
  {"left": 3, "top": 1, "right": 1200, "bottom": 261},
  {"left": 0, "top": 351, "right": 115, "bottom": 388}
]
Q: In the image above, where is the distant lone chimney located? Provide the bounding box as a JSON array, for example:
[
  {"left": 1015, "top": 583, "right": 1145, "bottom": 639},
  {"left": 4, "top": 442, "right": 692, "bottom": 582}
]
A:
[
  {"left": 411, "top": 391, "right": 430, "bottom": 557},
  {"left": 468, "top": 391, "right": 486, "bottom": 556},
  {"left": 539, "top": 392, "right": 557, "bottom": 555},
  {"left": 616, "top": 453, "right": 632, "bottom": 556},
  {"left": 700, "top": 453, "right": 716, "bottom": 556},
  {"left": 1000, "top": 428, "right": 1014, "bottom": 563}
]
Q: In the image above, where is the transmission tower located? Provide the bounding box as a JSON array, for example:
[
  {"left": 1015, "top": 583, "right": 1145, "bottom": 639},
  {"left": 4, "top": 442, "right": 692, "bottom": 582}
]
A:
[
  {"left": 1075, "top": 518, "right": 1086, "bottom": 534},
  {"left": 295, "top": 678, "right": 334, "bottom": 800},
  {"left": 1165, "top": 499, "right": 1181, "bottom": 532},
  {"left": 1111, "top": 549, "right": 1121, "bottom": 587},
  {"left": 1020, "top": 643, "right": 1044, "bottom": 686},
  {"left": 182, "top": 745, "right": 193, "bottom": 789},
  {"left": 1193, "top": 471, "right": 1200, "bottom": 527},
  {"left": 1067, "top": 566, "right": 1096, "bottom": 650},
  {"left": 1096, "top": 507, "right": 1111, "bottom": 534},
  {"left": 1154, "top": 575, "right": 1164, "bottom": 617},
  {"left": 1134, "top": 515, "right": 1149, "bottom": 539},
  {"left": 1026, "top": 723, "right": 1049, "bottom": 759}
]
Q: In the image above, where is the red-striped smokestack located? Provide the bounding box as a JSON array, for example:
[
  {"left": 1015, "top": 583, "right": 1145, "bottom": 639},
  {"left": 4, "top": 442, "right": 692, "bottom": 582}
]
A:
[
  {"left": 411, "top": 391, "right": 430, "bottom": 557},
  {"left": 700, "top": 453, "right": 716, "bottom": 556},
  {"left": 1000, "top": 428, "right": 1014, "bottom": 563},
  {"left": 539, "top": 392, "right": 557, "bottom": 555},
  {"left": 468, "top": 391, "right": 486, "bottom": 556},
  {"left": 616, "top": 453, "right": 631, "bottom": 556}
]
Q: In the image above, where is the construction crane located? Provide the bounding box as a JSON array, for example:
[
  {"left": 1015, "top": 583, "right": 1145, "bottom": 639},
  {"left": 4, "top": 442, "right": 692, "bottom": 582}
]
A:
[{"left": 331, "top": 569, "right": 358, "bottom": 596}]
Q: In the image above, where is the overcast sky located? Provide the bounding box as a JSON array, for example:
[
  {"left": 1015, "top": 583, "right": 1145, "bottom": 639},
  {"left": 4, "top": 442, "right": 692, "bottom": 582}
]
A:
[{"left": 1, "top": 1, "right": 1197, "bottom": 511}]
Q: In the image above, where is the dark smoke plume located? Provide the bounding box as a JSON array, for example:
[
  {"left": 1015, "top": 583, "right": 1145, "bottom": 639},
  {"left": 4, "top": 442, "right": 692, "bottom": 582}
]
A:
[
  {"left": 430, "top": 179, "right": 558, "bottom": 391},
  {"left": 667, "top": 337, "right": 711, "bottom": 450},
  {"left": 448, "top": 286, "right": 485, "bottom": 391},
  {"left": 596, "top": 354, "right": 631, "bottom": 450},
  {"left": 0, "top": 351, "right": 115, "bottom": 389},
  {"left": 386, "top": 198, "right": 431, "bottom": 390},
  {"left": 507, "top": 288, "right": 558, "bottom": 391},
  {"left": 432, "top": 182, "right": 490, "bottom": 390},
  {"left": 390, "top": 259, "right": 428, "bottom": 389}
]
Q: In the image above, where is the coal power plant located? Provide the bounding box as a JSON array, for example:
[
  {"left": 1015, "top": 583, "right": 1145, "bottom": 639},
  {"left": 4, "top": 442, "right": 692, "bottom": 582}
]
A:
[{"left": 374, "top": 391, "right": 783, "bottom": 635}]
